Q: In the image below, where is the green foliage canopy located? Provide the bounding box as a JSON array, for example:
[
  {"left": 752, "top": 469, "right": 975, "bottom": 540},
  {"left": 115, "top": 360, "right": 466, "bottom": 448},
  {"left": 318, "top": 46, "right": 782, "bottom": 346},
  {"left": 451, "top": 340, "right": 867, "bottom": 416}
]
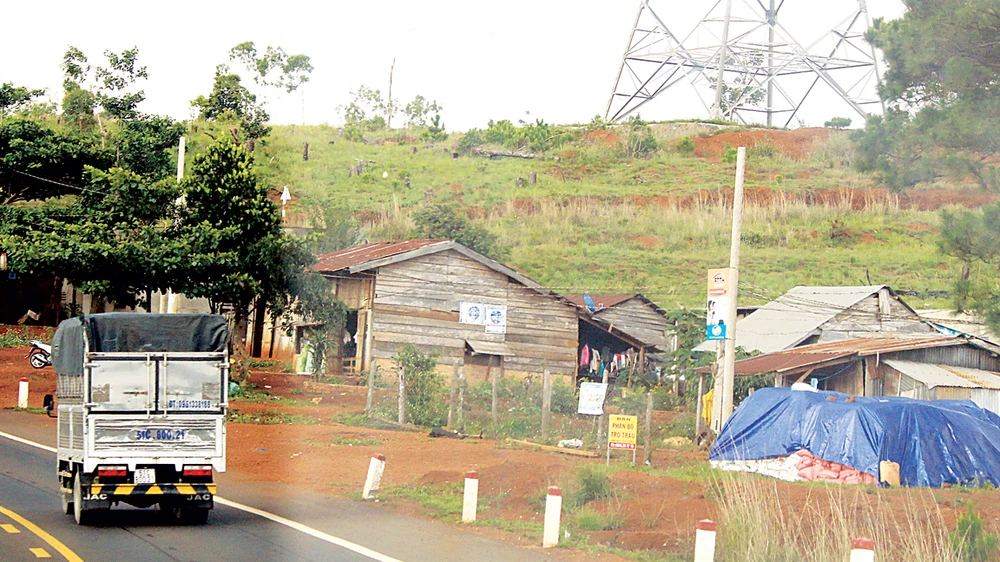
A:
[
  {"left": 854, "top": 1, "right": 1000, "bottom": 190},
  {"left": 413, "top": 203, "right": 508, "bottom": 261}
]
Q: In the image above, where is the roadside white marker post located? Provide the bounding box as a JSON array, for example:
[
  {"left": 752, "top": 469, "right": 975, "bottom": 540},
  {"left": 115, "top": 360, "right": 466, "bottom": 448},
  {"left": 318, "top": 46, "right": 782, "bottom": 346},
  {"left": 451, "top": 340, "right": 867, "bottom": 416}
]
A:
[
  {"left": 542, "top": 486, "right": 562, "bottom": 548},
  {"left": 850, "top": 538, "right": 875, "bottom": 562},
  {"left": 462, "top": 470, "right": 479, "bottom": 522},
  {"left": 362, "top": 453, "right": 386, "bottom": 500},
  {"left": 694, "top": 519, "right": 716, "bottom": 562},
  {"left": 17, "top": 378, "right": 28, "bottom": 409}
]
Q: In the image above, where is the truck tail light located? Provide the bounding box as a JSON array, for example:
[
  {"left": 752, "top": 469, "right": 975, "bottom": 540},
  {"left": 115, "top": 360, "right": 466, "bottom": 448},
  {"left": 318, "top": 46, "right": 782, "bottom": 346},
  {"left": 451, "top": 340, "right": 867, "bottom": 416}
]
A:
[
  {"left": 97, "top": 465, "right": 127, "bottom": 477},
  {"left": 183, "top": 465, "right": 212, "bottom": 477}
]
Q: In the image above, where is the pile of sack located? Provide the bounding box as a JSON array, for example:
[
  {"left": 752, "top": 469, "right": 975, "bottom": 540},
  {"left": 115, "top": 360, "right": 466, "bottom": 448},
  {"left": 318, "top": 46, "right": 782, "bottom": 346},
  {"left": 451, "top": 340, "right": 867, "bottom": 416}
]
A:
[
  {"left": 711, "top": 449, "right": 877, "bottom": 485},
  {"left": 795, "top": 449, "right": 877, "bottom": 485}
]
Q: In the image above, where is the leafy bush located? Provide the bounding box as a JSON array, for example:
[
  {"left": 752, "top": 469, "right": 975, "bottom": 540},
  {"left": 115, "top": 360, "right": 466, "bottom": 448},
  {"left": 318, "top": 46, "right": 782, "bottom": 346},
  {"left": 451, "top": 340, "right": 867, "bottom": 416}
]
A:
[
  {"left": 620, "top": 115, "right": 658, "bottom": 158},
  {"left": 395, "top": 344, "right": 445, "bottom": 426},
  {"left": 676, "top": 136, "right": 696, "bottom": 154},
  {"left": 567, "top": 465, "right": 614, "bottom": 508},
  {"left": 824, "top": 116, "right": 852, "bottom": 129},
  {"left": 413, "top": 203, "right": 508, "bottom": 260},
  {"left": 0, "top": 329, "right": 29, "bottom": 348}
]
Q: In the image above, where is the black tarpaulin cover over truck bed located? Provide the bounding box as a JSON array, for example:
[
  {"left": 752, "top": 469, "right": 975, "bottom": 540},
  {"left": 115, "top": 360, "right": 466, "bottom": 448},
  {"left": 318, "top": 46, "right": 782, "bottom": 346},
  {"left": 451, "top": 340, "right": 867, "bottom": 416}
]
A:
[{"left": 52, "top": 313, "right": 229, "bottom": 376}]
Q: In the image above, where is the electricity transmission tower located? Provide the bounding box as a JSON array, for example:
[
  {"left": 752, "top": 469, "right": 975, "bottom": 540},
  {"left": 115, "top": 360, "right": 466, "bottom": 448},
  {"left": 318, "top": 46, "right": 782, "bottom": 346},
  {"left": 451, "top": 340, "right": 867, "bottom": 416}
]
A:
[{"left": 605, "top": 0, "right": 884, "bottom": 127}]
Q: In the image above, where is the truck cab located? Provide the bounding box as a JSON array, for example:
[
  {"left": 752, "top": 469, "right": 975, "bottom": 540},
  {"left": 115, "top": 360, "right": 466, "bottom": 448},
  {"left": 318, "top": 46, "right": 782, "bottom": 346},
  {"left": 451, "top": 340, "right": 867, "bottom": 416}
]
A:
[{"left": 53, "top": 313, "right": 229, "bottom": 525}]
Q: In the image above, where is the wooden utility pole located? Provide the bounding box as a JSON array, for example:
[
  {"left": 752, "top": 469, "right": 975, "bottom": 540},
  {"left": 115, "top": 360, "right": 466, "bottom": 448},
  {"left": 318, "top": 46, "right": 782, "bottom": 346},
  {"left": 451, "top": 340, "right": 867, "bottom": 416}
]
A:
[
  {"left": 489, "top": 355, "right": 498, "bottom": 424},
  {"left": 541, "top": 360, "right": 552, "bottom": 440},
  {"left": 448, "top": 364, "right": 459, "bottom": 427},
  {"left": 397, "top": 366, "right": 407, "bottom": 424},
  {"left": 721, "top": 147, "right": 747, "bottom": 424}
]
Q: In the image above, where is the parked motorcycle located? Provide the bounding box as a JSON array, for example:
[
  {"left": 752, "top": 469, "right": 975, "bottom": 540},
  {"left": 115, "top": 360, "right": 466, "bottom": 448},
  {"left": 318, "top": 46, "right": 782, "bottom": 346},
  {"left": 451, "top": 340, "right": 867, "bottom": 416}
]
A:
[{"left": 26, "top": 340, "right": 51, "bottom": 369}]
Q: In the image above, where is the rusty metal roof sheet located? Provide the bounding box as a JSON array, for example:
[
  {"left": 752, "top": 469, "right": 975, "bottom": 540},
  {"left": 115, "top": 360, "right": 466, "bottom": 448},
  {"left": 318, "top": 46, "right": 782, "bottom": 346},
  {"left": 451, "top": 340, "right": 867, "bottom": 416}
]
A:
[
  {"left": 313, "top": 240, "right": 447, "bottom": 273},
  {"left": 730, "top": 336, "right": 964, "bottom": 375}
]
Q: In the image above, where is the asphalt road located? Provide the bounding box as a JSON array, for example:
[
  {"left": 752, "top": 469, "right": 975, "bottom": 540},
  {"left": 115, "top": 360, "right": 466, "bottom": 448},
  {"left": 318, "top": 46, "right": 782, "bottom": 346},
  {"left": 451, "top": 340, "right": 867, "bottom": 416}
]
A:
[{"left": 0, "top": 410, "right": 562, "bottom": 562}]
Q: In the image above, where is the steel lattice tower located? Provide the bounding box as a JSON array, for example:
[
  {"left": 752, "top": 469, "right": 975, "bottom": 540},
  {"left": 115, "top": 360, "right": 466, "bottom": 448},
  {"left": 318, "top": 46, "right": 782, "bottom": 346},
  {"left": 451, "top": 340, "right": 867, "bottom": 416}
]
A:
[{"left": 605, "top": 0, "right": 884, "bottom": 126}]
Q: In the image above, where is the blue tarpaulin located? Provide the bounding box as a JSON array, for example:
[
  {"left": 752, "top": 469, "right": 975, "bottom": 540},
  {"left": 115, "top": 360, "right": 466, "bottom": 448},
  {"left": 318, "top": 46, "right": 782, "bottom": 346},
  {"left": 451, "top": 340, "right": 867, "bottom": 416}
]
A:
[{"left": 709, "top": 387, "right": 1000, "bottom": 487}]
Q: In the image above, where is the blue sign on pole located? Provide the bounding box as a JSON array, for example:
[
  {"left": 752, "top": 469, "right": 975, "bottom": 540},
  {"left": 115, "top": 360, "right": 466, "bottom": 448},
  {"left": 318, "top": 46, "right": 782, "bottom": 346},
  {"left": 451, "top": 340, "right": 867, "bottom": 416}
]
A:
[{"left": 706, "top": 323, "right": 727, "bottom": 341}]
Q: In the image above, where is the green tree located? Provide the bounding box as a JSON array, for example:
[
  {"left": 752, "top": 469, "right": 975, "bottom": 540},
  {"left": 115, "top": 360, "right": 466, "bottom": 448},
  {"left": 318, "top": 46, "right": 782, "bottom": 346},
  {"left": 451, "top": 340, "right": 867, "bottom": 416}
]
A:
[
  {"left": 403, "top": 95, "right": 442, "bottom": 127},
  {"left": 413, "top": 203, "right": 508, "bottom": 261},
  {"left": 191, "top": 66, "right": 272, "bottom": 140},
  {"left": 228, "top": 41, "right": 313, "bottom": 93},
  {"left": 824, "top": 117, "right": 852, "bottom": 129},
  {"left": 854, "top": 1, "right": 1000, "bottom": 190},
  {"left": 340, "top": 85, "right": 392, "bottom": 133},
  {"left": 0, "top": 118, "right": 112, "bottom": 203},
  {"left": 0, "top": 83, "right": 46, "bottom": 123}
]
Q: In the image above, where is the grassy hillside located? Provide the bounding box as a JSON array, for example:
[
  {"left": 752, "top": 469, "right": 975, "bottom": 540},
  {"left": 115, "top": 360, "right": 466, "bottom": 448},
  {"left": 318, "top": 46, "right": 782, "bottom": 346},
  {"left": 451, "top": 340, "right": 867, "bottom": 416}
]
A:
[{"left": 240, "top": 122, "right": 988, "bottom": 310}]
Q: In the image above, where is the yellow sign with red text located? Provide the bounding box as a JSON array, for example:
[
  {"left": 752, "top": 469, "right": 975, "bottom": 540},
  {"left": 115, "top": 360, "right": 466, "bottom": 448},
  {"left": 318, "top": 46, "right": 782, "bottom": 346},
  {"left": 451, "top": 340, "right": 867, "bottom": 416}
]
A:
[{"left": 608, "top": 414, "right": 638, "bottom": 450}]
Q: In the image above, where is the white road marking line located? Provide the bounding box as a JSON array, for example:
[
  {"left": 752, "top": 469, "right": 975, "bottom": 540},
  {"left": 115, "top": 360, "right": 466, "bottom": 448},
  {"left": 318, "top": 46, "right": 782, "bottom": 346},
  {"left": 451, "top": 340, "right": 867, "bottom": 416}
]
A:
[
  {"left": 0, "top": 431, "right": 56, "bottom": 453},
  {"left": 214, "top": 497, "right": 402, "bottom": 562},
  {"left": 0, "top": 431, "right": 402, "bottom": 562}
]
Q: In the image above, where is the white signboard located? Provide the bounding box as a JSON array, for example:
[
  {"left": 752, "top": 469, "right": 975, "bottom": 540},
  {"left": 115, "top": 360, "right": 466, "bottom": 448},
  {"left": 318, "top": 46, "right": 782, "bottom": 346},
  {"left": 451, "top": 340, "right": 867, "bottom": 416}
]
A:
[
  {"left": 485, "top": 305, "right": 507, "bottom": 334},
  {"left": 577, "top": 382, "right": 609, "bottom": 415},
  {"left": 460, "top": 302, "right": 486, "bottom": 325}
]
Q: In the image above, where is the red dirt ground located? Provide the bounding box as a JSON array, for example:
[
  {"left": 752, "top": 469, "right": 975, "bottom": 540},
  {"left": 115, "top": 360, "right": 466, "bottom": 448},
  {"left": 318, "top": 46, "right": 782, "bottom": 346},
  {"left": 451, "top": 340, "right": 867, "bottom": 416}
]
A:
[
  {"left": 693, "top": 128, "right": 831, "bottom": 160},
  {"left": 5, "top": 343, "right": 1000, "bottom": 559}
]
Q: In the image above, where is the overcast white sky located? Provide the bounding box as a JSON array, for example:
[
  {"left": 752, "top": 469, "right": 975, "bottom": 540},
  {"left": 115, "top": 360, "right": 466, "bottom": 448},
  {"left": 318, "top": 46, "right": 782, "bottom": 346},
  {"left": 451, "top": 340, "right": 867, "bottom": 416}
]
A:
[{"left": 1, "top": 0, "right": 906, "bottom": 131}]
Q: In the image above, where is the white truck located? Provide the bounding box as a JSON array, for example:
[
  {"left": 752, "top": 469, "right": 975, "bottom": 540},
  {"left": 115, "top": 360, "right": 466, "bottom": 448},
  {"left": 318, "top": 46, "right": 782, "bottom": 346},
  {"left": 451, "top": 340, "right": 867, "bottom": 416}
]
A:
[{"left": 53, "top": 313, "right": 229, "bottom": 525}]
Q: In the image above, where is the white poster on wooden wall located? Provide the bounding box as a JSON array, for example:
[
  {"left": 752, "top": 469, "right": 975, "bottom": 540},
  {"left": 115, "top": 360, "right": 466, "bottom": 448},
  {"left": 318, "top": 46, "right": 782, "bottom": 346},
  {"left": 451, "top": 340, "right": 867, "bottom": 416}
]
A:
[
  {"left": 485, "top": 305, "right": 507, "bottom": 334},
  {"left": 460, "top": 302, "right": 486, "bottom": 325}
]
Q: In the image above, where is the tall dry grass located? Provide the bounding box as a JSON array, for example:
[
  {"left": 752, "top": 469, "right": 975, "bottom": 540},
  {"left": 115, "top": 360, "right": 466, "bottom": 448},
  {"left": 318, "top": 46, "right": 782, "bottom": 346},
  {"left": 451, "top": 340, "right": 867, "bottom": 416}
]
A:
[{"left": 713, "top": 475, "right": 959, "bottom": 562}]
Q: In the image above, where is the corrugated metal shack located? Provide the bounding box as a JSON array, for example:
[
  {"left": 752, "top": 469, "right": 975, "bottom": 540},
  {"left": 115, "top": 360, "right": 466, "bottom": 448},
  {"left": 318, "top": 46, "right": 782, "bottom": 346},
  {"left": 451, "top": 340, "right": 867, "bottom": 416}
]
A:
[
  {"left": 730, "top": 336, "right": 1000, "bottom": 415},
  {"left": 312, "top": 240, "right": 651, "bottom": 382}
]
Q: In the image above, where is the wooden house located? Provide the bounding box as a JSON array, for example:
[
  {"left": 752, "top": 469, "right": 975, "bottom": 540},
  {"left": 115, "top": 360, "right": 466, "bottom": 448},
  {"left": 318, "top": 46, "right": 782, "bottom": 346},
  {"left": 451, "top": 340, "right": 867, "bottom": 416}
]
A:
[{"left": 313, "top": 240, "right": 652, "bottom": 382}]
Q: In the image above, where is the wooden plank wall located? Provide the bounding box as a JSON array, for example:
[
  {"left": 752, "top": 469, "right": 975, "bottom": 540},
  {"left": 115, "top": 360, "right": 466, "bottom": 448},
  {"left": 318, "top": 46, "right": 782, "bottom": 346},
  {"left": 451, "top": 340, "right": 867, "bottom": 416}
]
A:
[
  {"left": 594, "top": 298, "right": 669, "bottom": 350},
  {"left": 824, "top": 292, "right": 935, "bottom": 339},
  {"left": 367, "top": 250, "right": 578, "bottom": 377}
]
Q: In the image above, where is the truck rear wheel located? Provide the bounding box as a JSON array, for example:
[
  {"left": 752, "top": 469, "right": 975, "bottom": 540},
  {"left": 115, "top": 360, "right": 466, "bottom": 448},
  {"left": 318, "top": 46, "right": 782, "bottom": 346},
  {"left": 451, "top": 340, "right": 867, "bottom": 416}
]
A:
[{"left": 72, "top": 471, "right": 90, "bottom": 525}]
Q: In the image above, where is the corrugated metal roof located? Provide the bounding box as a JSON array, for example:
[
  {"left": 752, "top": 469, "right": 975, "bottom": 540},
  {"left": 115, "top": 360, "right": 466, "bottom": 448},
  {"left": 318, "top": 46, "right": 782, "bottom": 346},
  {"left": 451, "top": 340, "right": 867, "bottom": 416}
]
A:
[
  {"left": 565, "top": 294, "right": 636, "bottom": 310},
  {"left": 695, "top": 285, "right": 889, "bottom": 354},
  {"left": 884, "top": 360, "right": 979, "bottom": 389},
  {"left": 730, "top": 336, "right": 964, "bottom": 375},
  {"left": 313, "top": 240, "right": 446, "bottom": 273},
  {"left": 939, "top": 365, "right": 1000, "bottom": 391}
]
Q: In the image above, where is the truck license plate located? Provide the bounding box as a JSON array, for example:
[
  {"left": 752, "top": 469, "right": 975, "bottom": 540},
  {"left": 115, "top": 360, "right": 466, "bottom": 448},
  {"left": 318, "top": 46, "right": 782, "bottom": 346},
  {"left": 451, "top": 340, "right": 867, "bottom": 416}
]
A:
[
  {"left": 134, "top": 469, "right": 155, "bottom": 484},
  {"left": 134, "top": 428, "right": 187, "bottom": 441}
]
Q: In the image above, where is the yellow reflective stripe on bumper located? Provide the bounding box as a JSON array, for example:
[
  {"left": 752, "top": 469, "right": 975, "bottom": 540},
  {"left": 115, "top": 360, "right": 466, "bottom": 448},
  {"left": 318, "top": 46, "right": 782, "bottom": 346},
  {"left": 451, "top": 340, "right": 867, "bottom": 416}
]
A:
[{"left": 99, "top": 483, "right": 213, "bottom": 495}]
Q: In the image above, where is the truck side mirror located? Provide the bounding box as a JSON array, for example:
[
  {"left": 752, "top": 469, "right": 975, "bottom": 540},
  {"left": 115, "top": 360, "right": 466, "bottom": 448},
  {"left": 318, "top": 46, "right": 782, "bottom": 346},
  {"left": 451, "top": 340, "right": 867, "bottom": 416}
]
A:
[{"left": 43, "top": 394, "right": 55, "bottom": 417}]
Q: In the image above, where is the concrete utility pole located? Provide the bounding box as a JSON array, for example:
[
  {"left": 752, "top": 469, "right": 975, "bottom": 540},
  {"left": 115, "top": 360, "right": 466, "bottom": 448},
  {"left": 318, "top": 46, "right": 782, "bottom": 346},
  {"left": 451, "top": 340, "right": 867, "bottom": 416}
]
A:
[{"left": 721, "top": 147, "right": 746, "bottom": 423}]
